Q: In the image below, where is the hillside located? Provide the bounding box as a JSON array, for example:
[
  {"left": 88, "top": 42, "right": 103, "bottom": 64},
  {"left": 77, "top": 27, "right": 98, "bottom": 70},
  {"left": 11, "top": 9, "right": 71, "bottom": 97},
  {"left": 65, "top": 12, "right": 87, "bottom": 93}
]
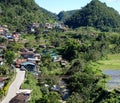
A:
[
  {"left": 64, "top": 0, "right": 120, "bottom": 31},
  {"left": 58, "top": 10, "right": 79, "bottom": 21},
  {"left": 0, "top": 0, "right": 55, "bottom": 31}
]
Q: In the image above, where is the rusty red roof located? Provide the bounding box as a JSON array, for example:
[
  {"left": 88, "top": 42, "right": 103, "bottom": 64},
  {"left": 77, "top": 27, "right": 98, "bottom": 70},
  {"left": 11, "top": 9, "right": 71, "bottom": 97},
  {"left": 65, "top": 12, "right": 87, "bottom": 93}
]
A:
[
  {"left": 0, "top": 77, "right": 8, "bottom": 82},
  {"left": 9, "top": 93, "right": 29, "bottom": 103},
  {"left": 20, "top": 52, "right": 34, "bottom": 55}
]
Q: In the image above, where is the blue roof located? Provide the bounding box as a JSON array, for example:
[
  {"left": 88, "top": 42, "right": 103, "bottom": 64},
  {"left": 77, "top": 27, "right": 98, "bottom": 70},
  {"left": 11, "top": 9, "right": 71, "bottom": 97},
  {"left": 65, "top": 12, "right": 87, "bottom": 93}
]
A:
[
  {"left": 6, "top": 35, "right": 13, "bottom": 39},
  {"left": 21, "top": 62, "right": 35, "bottom": 66}
]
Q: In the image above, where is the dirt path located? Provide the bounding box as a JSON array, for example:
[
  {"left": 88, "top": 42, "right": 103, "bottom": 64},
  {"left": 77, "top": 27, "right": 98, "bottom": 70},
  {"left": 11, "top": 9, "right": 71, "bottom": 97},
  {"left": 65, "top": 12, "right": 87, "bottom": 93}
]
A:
[{"left": 1, "top": 69, "right": 25, "bottom": 103}]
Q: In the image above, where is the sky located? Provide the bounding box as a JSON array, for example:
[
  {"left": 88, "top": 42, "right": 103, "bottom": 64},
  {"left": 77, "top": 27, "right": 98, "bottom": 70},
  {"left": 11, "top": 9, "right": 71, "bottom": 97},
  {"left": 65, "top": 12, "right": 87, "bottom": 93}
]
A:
[{"left": 35, "top": 0, "right": 120, "bottom": 14}]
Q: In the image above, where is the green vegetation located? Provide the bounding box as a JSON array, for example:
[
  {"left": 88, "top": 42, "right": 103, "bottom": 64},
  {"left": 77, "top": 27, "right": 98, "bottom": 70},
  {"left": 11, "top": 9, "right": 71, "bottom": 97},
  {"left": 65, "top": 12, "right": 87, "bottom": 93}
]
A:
[
  {"left": 0, "top": 0, "right": 120, "bottom": 102},
  {"left": 97, "top": 54, "right": 120, "bottom": 70},
  {"left": 5, "top": 51, "right": 15, "bottom": 66},
  {"left": 0, "top": 0, "right": 55, "bottom": 31},
  {"left": 21, "top": 72, "right": 42, "bottom": 103},
  {"left": 65, "top": 0, "right": 120, "bottom": 32},
  {"left": 0, "top": 70, "right": 16, "bottom": 99},
  {"left": 1, "top": 26, "right": 119, "bottom": 102}
]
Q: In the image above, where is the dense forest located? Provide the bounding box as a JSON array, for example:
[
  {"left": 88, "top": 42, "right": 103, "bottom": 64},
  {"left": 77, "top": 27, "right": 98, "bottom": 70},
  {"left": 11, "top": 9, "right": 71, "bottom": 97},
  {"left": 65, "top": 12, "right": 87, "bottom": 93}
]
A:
[
  {"left": 64, "top": 0, "right": 120, "bottom": 32},
  {"left": 0, "top": 0, "right": 55, "bottom": 31}
]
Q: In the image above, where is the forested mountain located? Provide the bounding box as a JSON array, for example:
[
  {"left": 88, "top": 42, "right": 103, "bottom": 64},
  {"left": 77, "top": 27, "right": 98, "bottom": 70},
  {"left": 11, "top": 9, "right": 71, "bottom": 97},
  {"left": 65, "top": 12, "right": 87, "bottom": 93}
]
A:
[
  {"left": 0, "top": 0, "right": 55, "bottom": 31},
  {"left": 65, "top": 0, "right": 120, "bottom": 31},
  {"left": 57, "top": 10, "right": 79, "bottom": 21}
]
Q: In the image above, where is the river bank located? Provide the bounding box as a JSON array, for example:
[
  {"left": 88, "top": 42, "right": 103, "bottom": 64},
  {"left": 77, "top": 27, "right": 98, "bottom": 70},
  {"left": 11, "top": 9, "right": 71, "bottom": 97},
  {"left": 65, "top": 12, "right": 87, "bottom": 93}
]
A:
[
  {"left": 97, "top": 54, "right": 120, "bottom": 90},
  {"left": 97, "top": 53, "right": 120, "bottom": 70}
]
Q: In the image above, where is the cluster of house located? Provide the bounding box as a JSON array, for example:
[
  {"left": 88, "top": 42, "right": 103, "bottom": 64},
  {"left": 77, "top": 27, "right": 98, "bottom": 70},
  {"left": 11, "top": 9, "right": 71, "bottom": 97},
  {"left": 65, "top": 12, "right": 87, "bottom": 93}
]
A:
[
  {"left": 0, "top": 25, "right": 9, "bottom": 36},
  {"left": 0, "top": 25, "right": 21, "bottom": 42},
  {"left": 0, "top": 23, "right": 69, "bottom": 102},
  {"left": 15, "top": 47, "right": 66, "bottom": 74},
  {"left": 28, "top": 22, "right": 67, "bottom": 33},
  {"left": 45, "top": 22, "right": 66, "bottom": 30},
  {"left": 15, "top": 48, "right": 41, "bottom": 76}
]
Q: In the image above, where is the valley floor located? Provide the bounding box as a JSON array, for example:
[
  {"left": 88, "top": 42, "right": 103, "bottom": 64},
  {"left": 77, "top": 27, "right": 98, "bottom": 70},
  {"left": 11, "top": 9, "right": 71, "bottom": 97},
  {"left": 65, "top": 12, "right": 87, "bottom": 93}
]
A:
[{"left": 97, "top": 53, "right": 120, "bottom": 70}]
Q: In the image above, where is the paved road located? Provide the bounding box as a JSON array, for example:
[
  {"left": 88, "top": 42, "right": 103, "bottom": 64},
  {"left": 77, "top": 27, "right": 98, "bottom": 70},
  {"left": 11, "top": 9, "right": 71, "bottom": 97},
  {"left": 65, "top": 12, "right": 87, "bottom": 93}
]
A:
[{"left": 1, "top": 69, "right": 25, "bottom": 103}]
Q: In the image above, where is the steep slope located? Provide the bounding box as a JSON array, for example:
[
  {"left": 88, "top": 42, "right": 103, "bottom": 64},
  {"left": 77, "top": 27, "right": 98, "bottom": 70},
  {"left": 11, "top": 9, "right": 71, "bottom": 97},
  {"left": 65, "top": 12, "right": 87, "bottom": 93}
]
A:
[
  {"left": 58, "top": 10, "right": 79, "bottom": 21},
  {"left": 0, "top": 0, "right": 55, "bottom": 31},
  {"left": 65, "top": 0, "right": 120, "bottom": 31}
]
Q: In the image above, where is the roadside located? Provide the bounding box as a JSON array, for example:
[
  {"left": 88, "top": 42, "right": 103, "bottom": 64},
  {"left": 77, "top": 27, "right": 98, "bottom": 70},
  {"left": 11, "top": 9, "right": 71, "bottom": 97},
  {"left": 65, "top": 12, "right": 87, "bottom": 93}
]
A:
[{"left": 1, "top": 69, "right": 25, "bottom": 103}]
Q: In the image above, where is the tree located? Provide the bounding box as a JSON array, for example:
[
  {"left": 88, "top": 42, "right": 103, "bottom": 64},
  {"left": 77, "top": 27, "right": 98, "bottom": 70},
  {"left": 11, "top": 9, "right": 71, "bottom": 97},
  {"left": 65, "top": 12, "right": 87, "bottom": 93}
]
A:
[
  {"left": 36, "top": 92, "right": 61, "bottom": 103},
  {"left": 66, "top": 92, "right": 83, "bottom": 103},
  {"left": 0, "top": 65, "right": 9, "bottom": 75},
  {"left": 66, "top": 59, "right": 85, "bottom": 75},
  {"left": 62, "top": 39, "right": 80, "bottom": 61},
  {"left": 5, "top": 51, "right": 15, "bottom": 65},
  {"left": 65, "top": 0, "right": 120, "bottom": 31},
  {"left": 24, "top": 42, "right": 32, "bottom": 49},
  {"left": 66, "top": 72, "right": 99, "bottom": 102}
]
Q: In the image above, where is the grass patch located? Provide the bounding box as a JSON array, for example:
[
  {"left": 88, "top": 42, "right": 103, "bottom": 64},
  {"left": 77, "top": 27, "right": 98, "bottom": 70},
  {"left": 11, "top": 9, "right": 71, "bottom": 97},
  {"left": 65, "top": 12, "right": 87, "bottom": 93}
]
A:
[
  {"left": 97, "top": 54, "right": 120, "bottom": 70},
  {"left": 22, "top": 34, "right": 35, "bottom": 41},
  {"left": 21, "top": 72, "right": 42, "bottom": 103}
]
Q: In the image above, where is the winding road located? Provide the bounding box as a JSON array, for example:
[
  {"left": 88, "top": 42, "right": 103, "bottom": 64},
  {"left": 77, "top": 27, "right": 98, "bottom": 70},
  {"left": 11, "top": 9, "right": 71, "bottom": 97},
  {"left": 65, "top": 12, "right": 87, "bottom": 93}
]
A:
[{"left": 1, "top": 69, "right": 25, "bottom": 103}]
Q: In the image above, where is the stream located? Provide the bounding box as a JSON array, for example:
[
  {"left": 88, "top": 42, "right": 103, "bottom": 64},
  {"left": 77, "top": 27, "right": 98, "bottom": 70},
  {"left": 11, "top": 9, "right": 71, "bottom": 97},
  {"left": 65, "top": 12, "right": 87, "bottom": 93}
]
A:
[{"left": 103, "top": 69, "right": 120, "bottom": 90}]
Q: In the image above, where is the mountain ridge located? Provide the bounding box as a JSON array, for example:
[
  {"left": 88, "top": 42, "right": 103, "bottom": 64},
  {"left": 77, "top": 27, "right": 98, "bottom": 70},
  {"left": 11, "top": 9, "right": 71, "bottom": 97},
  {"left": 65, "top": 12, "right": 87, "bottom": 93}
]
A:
[{"left": 64, "top": 0, "right": 120, "bottom": 31}]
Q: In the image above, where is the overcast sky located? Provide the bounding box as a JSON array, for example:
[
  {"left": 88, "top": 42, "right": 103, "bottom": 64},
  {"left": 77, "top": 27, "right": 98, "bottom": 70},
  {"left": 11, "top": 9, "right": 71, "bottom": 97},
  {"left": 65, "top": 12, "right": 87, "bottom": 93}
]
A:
[{"left": 35, "top": 0, "right": 120, "bottom": 14}]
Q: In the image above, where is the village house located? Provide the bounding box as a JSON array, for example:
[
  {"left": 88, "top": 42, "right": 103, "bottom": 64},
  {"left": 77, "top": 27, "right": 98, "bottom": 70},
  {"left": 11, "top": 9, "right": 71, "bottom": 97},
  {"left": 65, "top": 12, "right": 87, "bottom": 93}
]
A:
[
  {"left": 20, "top": 48, "right": 29, "bottom": 52},
  {"left": 0, "top": 27, "right": 4, "bottom": 35},
  {"left": 9, "top": 93, "right": 30, "bottom": 103},
  {"left": 6, "top": 35, "right": 14, "bottom": 42},
  {"left": 20, "top": 51, "right": 40, "bottom": 62},
  {"left": 0, "top": 54, "right": 4, "bottom": 66},
  {"left": 21, "top": 62, "right": 36, "bottom": 71},
  {"left": 42, "top": 29, "right": 49, "bottom": 34},
  {"left": 20, "top": 52, "right": 35, "bottom": 59},
  {"left": 0, "top": 26, "right": 9, "bottom": 36},
  {"left": 0, "top": 77, "right": 8, "bottom": 89},
  {"left": 15, "top": 58, "right": 38, "bottom": 76},
  {"left": 9, "top": 89, "right": 32, "bottom": 103},
  {"left": 12, "top": 32, "right": 20, "bottom": 42},
  {"left": 53, "top": 22, "right": 67, "bottom": 31},
  {"left": 53, "top": 55, "right": 62, "bottom": 62},
  {"left": 21, "top": 61, "right": 38, "bottom": 76},
  {"left": 48, "top": 45, "right": 55, "bottom": 49},
  {"left": 45, "top": 23, "right": 53, "bottom": 29},
  {"left": 32, "top": 23, "right": 40, "bottom": 28},
  {"left": 15, "top": 59, "right": 27, "bottom": 68},
  {"left": 28, "top": 23, "right": 42, "bottom": 33},
  {"left": 6, "top": 32, "right": 20, "bottom": 42},
  {"left": 16, "top": 89, "right": 32, "bottom": 95},
  {"left": 60, "top": 60, "right": 68, "bottom": 67},
  {"left": 39, "top": 44, "right": 46, "bottom": 48},
  {"left": 0, "top": 44, "right": 6, "bottom": 53},
  {"left": 27, "top": 53, "right": 41, "bottom": 63}
]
